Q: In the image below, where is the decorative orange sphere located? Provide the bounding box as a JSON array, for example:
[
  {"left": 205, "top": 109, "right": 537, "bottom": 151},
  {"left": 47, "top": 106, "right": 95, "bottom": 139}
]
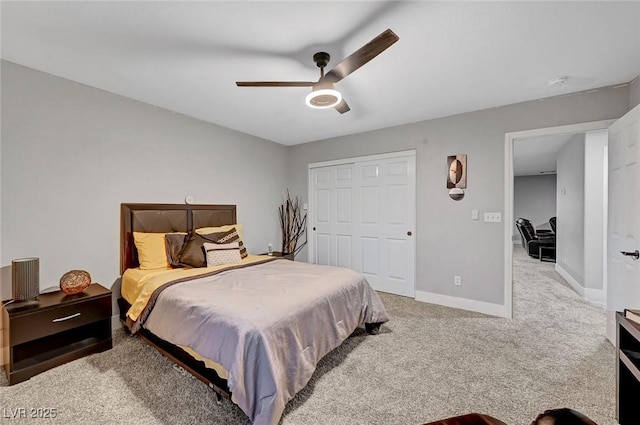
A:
[{"left": 59, "top": 270, "right": 91, "bottom": 295}]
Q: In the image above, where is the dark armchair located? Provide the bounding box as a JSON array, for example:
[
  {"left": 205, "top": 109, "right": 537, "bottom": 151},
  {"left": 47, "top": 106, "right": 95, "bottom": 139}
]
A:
[
  {"left": 422, "top": 408, "right": 596, "bottom": 425},
  {"left": 516, "top": 217, "right": 555, "bottom": 259}
]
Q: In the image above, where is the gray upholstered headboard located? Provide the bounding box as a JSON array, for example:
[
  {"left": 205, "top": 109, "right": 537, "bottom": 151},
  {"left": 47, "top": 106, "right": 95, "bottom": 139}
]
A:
[{"left": 120, "top": 203, "right": 237, "bottom": 274}]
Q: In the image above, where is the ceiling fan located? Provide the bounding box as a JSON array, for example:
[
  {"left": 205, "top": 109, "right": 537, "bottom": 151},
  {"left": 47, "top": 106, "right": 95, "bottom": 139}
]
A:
[{"left": 236, "top": 29, "right": 399, "bottom": 114}]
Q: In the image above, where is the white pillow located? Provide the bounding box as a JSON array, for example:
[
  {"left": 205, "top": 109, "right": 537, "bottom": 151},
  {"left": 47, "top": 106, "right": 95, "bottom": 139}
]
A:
[{"left": 203, "top": 242, "right": 242, "bottom": 267}]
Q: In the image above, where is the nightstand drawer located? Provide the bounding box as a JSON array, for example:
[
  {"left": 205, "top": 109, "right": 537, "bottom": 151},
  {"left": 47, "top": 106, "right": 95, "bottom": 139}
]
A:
[{"left": 9, "top": 295, "right": 111, "bottom": 346}]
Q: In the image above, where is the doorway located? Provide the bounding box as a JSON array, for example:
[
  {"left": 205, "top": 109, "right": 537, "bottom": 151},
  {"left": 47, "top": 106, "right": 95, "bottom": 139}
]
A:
[{"left": 504, "top": 120, "right": 615, "bottom": 318}]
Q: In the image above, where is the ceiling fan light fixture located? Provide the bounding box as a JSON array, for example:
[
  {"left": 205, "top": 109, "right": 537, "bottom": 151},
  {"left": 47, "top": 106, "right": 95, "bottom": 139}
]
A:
[
  {"left": 236, "top": 29, "right": 399, "bottom": 114},
  {"left": 305, "top": 88, "right": 342, "bottom": 109}
]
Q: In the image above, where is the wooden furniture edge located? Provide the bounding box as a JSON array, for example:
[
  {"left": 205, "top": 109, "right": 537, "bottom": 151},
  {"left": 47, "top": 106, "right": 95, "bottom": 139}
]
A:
[{"left": 4, "top": 284, "right": 112, "bottom": 385}]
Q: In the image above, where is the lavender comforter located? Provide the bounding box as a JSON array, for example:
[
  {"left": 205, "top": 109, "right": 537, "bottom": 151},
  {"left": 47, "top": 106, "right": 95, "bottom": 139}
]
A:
[{"left": 142, "top": 259, "right": 389, "bottom": 425}]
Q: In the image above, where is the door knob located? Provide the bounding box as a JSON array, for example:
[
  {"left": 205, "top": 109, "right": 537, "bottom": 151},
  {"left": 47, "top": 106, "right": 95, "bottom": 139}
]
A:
[
  {"left": 313, "top": 227, "right": 316, "bottom": 231},
  {"left": 620, "top": 250, "right": 640, "bottom": 260},
  {"left": 407, "top": 231, "right": 412, "bottom": 236}
]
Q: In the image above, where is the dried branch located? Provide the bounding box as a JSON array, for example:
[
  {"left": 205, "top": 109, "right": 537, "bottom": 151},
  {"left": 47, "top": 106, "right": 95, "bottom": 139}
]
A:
[{"left": 279, "top": 190, "right": 308, "bottom": 256}]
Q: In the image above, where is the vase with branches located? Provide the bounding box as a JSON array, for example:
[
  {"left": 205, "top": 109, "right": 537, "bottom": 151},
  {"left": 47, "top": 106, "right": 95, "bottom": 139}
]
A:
[{"left": 279, "top": 191, "right": 308, "bottom": 257}]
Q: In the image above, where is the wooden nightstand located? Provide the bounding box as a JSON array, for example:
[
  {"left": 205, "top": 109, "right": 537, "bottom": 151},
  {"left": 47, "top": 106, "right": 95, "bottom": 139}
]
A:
[
  {"left": 2, "top": 283, "right": 112, "bottom": 385},
  {"left": 617, "top": 312, "right": 640, "bottom": 423},
  {"left": 261, "top": 251, "right": 294, "bottom": 261}
]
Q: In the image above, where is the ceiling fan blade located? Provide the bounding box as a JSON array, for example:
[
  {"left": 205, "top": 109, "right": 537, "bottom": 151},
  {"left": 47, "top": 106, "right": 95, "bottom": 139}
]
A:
[
  {"left": 324, "top": 29, "right": 399, "bottom": 84},
  {"left": 236, "top": 81, "right": 315, "bottom": 87},
  {"left": 334, "top": 99, "right": 351, "bottom": 114}
]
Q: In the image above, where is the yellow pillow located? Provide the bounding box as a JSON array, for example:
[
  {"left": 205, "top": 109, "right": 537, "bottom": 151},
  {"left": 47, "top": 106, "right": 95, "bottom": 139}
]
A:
[
  {"left": 133, "top": 232, "right": 170, "bottom": 270},
  {"left": 196, "top": 224, "right": 244, "bottom": 240}
]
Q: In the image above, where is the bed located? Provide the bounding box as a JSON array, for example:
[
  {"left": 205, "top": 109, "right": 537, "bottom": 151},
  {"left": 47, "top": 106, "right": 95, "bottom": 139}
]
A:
[{"left": 118, "top": 203, "right": 389, "bottom": 425}]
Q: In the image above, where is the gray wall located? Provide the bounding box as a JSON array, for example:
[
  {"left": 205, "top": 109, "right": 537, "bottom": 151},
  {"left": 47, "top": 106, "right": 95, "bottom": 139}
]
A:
[
  {"left": 0, "top": 61, "right": 289, "bottom": 298},
  {"left": 513, "top": 175, "right": 557, "bottom": 244},
  {"left": 555, "top": 130, "right": 607, "bottom": 293},
  {"left": 583, "top": 130, "right": 607, "bottom": 291},
  {"left": 1, "top": 59, "right": 634, "bottom": 310},
  {"left": 290, "top": 85, "right": 629, "bottom": 306},
  {"left": 556, "top": 134, "right": 586, "bottom": 284},
  {"left": 630, "top": 75, "right": 640, "bottom": 110},
  {"left": 0, "top": 60, "right": 2, "bottom": 297}
]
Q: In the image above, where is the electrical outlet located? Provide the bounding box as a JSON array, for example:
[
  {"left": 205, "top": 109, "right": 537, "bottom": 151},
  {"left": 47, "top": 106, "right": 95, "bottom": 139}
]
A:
[
  {"left": 483, "top": 212, "right": 502, "bottom": 223},
  {"left": 454, "top": 275, "right": 461, "bottom": 286}
]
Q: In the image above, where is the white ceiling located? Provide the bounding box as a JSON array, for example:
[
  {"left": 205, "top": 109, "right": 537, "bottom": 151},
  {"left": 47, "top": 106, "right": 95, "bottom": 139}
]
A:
[
  {"left": 513, "top": 133, "right": 576, "bottom": 177},
  {"left": 2, "top": 1, "right": 639, "bottom": 146}
]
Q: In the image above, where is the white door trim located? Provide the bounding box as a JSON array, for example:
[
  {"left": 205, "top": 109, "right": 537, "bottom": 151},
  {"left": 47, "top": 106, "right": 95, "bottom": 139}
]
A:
[
  {"left": 308, "top": 149, "right": 417, "bottom": 296},
  {"left": 602, "top": 145, "right": 609, "bottom": 310},
  {"left": 504, "top": 119, "right": 615, "bottom": 319},
  {"left": 308, "top": 149, "right": 417, "bottom": 169}
]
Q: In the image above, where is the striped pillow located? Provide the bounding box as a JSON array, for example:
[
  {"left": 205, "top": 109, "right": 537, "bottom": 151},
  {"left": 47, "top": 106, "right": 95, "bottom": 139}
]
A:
[
  {"left": 214, "top": 228, "right": 248, "bottom": 258},
  {"left": 203, "top": 242, "right": 242, "bottom": 267}
]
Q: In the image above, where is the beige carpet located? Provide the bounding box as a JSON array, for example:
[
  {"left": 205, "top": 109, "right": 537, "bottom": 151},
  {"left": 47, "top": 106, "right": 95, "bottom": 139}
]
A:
[{"left": 0, "top": 248, "right": 615, "bottom": 424}]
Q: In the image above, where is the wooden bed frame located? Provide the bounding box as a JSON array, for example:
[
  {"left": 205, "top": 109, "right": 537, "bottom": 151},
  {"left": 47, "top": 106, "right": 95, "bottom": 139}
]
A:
[
  {"left": 119, "top": 203, "right": 237, "bottom": 401},
  {"left": 118, "top": 202, "right": 383, "bottom": 406}
]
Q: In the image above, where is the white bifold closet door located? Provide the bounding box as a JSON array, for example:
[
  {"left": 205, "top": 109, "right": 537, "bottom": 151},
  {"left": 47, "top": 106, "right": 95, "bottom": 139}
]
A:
[{"left": 310, "top": 153, "right": 415, "bottom": 297}]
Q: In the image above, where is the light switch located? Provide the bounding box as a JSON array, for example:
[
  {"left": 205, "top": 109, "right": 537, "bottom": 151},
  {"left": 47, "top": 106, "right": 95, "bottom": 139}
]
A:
[{"left": 472, "top": 209, "right": 479, "bottom": 220}]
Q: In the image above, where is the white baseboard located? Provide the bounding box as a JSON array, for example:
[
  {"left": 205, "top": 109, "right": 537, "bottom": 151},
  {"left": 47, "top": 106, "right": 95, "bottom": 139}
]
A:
[
  {"left": 554, "top": 264, "right": 605, "bottom": 307},
  {"left": 415, "top": 290, "right": 509, "bottom": 318},
  {"left": 555, "top": 264, "right": 584, "bottom": 297},
  {"left": 584, "top": 287, "right": 606, "bottom": 307}
]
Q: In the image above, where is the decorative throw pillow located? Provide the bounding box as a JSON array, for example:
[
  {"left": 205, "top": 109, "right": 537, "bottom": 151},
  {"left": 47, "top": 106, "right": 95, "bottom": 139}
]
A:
[
  {"left": 213, "top": 228, "right": 248, "bottom": 258},
  {"left": 196, "top": 224, "right": 244, "bottom": 240},
  {"left": 177, "top": 231, "right": 227, "bottom": 268},
  {"left": 203, "top": 242, "right": 242, "bottom": 267},
  {"left": 133, "top": 232, "right": 170, "bottom": 270},
  {"left": 164, "top": 233, "right": 188, "bottom": 268}
]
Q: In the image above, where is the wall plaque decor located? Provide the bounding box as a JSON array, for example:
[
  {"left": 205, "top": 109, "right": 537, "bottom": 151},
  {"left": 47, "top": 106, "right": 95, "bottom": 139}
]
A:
[
  {"left": 447, "top": 154, "right": 467, "bottom": 188},
  {"left": 447, "top": 154, "right": 467, "bottom": 200}
]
